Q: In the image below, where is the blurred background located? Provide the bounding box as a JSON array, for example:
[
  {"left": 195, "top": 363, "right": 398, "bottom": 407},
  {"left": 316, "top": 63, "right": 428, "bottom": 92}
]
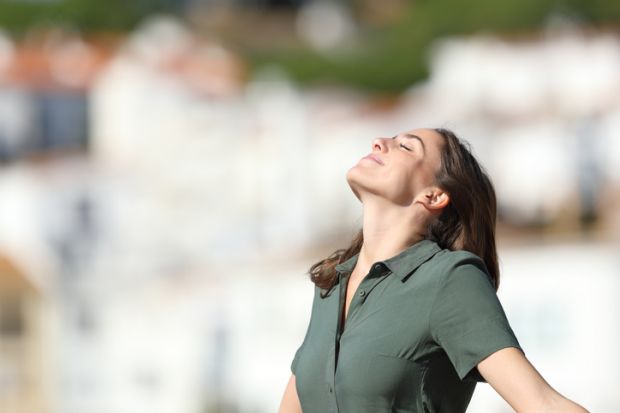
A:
[{"left": 0, "top": 0, "right": 619, "bottom": 412}]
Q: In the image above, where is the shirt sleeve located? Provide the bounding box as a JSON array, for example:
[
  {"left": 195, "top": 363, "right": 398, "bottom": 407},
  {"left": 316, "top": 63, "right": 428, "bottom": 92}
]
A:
[
  {"left": 290, "top": 285, "right": 319, "bottom": 374},
  {"left": 290, "top": 342, "right": 303, "bottom": 374},
  {"left": 429, "top": 252, "right": 524, "bottom": 383}
]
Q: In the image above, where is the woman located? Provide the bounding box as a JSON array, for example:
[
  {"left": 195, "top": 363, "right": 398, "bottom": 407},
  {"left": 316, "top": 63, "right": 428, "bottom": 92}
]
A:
[{"left": 278, "top": 128, "right": 589, "bottom": 413}]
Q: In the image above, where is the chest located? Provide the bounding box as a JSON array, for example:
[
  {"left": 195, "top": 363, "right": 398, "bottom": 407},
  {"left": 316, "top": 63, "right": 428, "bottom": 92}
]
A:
[
  {"left": 343, "top": 276, "right": 362, "bottom": 322},
  {"left": 294, "top": 272, "right": 449, "bottom": 411},
  {"left": 335, "top": 271, "right": 439, "bottom": 361}
]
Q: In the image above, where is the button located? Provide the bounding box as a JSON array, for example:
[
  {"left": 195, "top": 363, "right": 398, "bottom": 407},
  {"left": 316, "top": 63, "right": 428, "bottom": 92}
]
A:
[
  {"left": 373, "top": 263, "right": 382, "bottom": 271},
  {"left": 358, "top": 289, "right": 366, "bottom": 297}
]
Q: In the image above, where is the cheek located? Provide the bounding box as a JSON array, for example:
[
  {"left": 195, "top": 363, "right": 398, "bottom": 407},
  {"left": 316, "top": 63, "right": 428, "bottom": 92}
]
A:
[
  {"left": 412, "top": 164, "right": 436, "bottom": 188},
  {"left": 381, "top": 170, "right": 417, "bottom": 201},
  {"left": 397, "top": 166, "right": 436, "bottom": 201}
]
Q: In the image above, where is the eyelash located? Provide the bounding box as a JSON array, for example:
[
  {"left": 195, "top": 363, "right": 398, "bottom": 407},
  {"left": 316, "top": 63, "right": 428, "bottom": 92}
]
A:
[{"left": 400, "top": 143, "right": 412, "bottom": 151}]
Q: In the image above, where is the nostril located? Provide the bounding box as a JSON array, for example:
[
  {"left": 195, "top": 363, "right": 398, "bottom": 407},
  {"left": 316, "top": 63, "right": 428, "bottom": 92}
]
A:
[{"left": 373, "top": 138, "right": 387, "bottom": 152}]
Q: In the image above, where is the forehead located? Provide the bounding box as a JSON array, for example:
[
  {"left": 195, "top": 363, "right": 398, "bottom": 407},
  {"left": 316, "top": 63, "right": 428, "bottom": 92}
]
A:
[{"left": 404, "top": 128, "right": 443, "bottom": 144}]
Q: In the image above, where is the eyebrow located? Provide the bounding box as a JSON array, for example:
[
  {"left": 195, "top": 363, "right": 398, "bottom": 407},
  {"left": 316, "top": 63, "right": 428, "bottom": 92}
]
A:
[{"left": 394, "top": 133, "right": 426, "bottom": 155}]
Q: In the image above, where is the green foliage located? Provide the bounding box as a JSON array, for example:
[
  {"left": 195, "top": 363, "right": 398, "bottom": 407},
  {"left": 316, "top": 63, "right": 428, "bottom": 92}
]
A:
[
  {"left": 0, "top": 0, "right": 178, "bottom": 34},
  {"left": 248, "top": 0, "right": 620, "bottom": 92},
  {"left": 0, "top": 0, "right": 618, "bottom": 91}
]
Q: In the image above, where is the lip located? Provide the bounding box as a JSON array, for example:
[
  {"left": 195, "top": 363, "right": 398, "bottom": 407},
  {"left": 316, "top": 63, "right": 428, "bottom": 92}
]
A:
[{"left": 362, "top": 154, "right": 384, "bottom": 165}]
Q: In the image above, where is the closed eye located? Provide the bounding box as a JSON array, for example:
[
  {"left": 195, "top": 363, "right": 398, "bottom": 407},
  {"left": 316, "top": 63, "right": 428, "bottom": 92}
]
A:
[{"left": 400, "top": 143, "right": 413, "bottom": 151}]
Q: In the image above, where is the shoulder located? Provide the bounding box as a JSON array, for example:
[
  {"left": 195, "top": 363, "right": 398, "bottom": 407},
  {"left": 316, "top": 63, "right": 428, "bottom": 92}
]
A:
[
  {"left": 427, "top": 247, "right": 492, "bottom": 286},
  {"left": 427, "top": 247, "right": 486, "bottom": 270}
]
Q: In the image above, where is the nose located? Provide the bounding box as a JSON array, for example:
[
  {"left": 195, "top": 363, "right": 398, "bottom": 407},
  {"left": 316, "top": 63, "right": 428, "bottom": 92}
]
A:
[{"left": 372, "top": 137, "right": 388, "bottom": 152}]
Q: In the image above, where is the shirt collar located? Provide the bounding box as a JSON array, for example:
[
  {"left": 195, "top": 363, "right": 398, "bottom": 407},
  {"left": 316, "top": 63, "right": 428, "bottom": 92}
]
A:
[{"left": 334, "top": 239, "right": 442, "bottom": 281}]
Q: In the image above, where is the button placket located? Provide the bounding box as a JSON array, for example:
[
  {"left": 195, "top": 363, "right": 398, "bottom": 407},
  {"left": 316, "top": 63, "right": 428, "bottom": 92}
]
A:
[{"left": 355, "top": 263, "right": 390, "bottom": 307}]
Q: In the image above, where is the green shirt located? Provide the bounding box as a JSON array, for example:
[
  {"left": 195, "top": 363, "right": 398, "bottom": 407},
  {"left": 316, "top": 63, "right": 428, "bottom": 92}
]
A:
[{"left": 290, "top": 239, "right": 523, "bottom": 413}]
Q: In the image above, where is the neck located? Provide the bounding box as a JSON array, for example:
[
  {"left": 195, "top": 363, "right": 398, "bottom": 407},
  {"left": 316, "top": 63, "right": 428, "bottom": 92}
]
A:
[{"left": 354, "top": 195, "right": 428, "bottom": 275}]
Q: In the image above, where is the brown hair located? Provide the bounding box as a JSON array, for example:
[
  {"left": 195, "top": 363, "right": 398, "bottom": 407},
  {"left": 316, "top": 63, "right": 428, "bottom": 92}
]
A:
[{"left": 308, "top": 128, "right": 500, "bottom": 294}]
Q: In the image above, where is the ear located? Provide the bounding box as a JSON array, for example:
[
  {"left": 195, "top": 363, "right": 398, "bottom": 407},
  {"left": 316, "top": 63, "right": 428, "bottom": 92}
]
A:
[{"left": 418, "top": 187, "right": 450, "bottom": 212}]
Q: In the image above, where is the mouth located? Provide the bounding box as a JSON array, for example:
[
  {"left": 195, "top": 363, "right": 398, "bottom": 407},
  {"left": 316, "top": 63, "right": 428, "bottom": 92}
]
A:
[{"left": 362, "top": 154, "right": 384, "bottom": 165}]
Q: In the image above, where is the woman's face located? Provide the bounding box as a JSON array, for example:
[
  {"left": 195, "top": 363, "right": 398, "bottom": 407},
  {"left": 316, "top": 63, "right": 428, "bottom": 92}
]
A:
[{"left": 346, "top": 128, "right": 445, "bottom": 206}]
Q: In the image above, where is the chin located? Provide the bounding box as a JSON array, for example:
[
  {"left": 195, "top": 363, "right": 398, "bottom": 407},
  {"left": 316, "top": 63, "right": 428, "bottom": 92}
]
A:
[
  {"left": 348, "top": 174, "right": 385, "bottom": 204},
  {"left": 348, "top": 183, "right": 362, "bottom": 202},
  {"left": 345, "top": 169, "right": 363, "bottom": 201}
]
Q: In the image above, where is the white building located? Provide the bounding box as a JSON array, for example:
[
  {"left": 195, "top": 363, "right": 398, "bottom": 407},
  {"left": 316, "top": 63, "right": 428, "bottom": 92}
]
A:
[{"left": 1, "top": 18, "right": 619, "bottom": 413}]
